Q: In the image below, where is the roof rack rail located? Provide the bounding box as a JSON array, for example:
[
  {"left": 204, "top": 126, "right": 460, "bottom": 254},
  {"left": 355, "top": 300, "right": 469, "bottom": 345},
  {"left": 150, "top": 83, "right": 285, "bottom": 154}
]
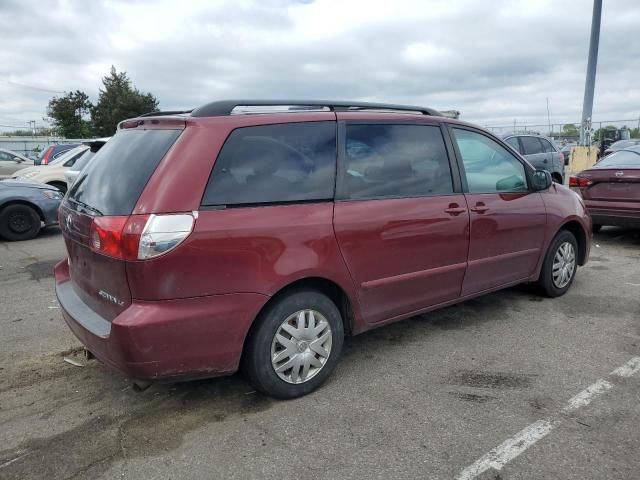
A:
[
  {"left": 138, "top": 110, "right": 193, "bottom": 118},
  {"left": 190, "top": 100, "right": 441, "bottom": 117}
]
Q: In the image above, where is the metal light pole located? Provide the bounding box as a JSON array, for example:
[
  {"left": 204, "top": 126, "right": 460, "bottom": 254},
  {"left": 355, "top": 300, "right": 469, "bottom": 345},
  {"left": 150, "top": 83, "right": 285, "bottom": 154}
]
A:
[{"left": 580, "top": 0, "right": 602, "bottom": 146}]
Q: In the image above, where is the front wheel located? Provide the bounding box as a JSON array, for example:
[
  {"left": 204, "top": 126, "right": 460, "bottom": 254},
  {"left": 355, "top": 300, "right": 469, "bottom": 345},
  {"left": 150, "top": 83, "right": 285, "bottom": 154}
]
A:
[
  {"left": 537, "top": 230, "right": 578, "bottom": 297},
  {"left": 0, "top": 204, "right": 41, "bottom": 241},
  {"left": 243, "top": 290, "right": 344, "bottom": 399}
]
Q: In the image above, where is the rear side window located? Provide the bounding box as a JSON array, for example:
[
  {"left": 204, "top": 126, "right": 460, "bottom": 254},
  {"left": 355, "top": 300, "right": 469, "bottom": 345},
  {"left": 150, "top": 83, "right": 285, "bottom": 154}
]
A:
[
  {"left": 342, "top": 124, "right": 453, "bottom": 199},
  {"left": 505, "top": 137, "right": 521, "bottom": 153},
  {"left": 202, "top": 122, "right": 336, "bottom": 206},
  {"left": 541, "top": 138, "right": 555, "bottom": 153},
  {"left": 520, "top": 136, "right": 544, "bottom": 155},
  {"left": 68, "top": 129, "right": 181, "bottom": 216}
]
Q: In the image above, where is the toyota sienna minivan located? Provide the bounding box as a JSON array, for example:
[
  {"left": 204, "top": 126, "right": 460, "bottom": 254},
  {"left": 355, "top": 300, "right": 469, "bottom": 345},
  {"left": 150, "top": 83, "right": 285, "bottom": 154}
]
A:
[{"left": 55, "top": 100, "right": 591, "bottom": 398}]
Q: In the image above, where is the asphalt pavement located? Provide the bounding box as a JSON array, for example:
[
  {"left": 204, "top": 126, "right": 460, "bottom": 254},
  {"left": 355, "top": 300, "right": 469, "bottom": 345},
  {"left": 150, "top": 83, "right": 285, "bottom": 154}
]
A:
[{"left": 1, "top": 226, "right": 639, "bottom": 479}]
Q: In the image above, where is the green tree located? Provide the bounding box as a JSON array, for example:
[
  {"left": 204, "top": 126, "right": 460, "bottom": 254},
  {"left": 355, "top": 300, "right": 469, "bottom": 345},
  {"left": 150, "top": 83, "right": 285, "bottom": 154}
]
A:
[
  {"left": 91, "top": 66, "right": 159, "bottom": 136},
  {"left": 47, "top": 90, "right": 93, "bottom": 138},
  {"left": 561, "top": 124, "right": 579, "bottom": 136},
  {"left": 630, "top": 127, "right": 640, "bottom": 139}
]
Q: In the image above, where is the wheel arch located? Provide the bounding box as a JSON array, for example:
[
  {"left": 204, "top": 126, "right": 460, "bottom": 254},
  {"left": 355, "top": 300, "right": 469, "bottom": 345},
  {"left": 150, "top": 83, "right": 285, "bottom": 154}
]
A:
[
  {"left": 0, "top": 199, "right": 45, "bottom": 222},
  {"left": 240, "top": 276, "right": 356, "bottom": 365},
  {"left": 558, "top": 219, "right": 588, "bottom": 265}
]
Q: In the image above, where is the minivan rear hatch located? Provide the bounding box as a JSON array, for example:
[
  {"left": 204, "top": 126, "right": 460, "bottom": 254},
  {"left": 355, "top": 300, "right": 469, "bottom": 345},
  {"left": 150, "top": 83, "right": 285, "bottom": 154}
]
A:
[{"left": 60, "top": 127, "right": 183, "bottom": 321}]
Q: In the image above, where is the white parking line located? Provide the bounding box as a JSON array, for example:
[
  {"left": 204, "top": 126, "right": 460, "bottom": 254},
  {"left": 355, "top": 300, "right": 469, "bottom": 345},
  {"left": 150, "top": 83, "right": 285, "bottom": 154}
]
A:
[
  {"left": 456, "top": 420, "right": 553, "bottom": 480},
  {"left": 455, "top": 357, "right": 640, "bottom": 480},
  {"left": 610, "top": 357, "right": 640, "bottom": 378},
  {"left": 562, "top": 379, "right": 612, "bottom": 413}
]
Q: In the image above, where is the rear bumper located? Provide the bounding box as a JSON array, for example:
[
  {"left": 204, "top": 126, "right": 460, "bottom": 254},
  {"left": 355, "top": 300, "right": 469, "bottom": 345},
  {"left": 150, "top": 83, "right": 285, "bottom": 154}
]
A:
[
  {"left": 585, "top": 200, "right": 640, "bottom": 227},
  {"left": 54, "top": 259, "right": 269, "bottom": 381}
]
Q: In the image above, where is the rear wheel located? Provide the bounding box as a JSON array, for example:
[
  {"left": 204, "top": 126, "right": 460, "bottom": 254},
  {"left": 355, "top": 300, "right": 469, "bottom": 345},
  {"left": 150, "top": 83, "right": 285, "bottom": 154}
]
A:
[
  {"left": 592, "top": 224, "right": 602, "bottom": 233},
  {"left": 243, "top": 289, "right": 344, "bottom": 399},
  {"left": 537, "top": 230, "right": 578, "bottom": 297},
  {"left": 0, "top": 204, "right": 41, "bottom": 241},
  {"left": 47, "top": 181, "right": 67, "bottom": 194}
]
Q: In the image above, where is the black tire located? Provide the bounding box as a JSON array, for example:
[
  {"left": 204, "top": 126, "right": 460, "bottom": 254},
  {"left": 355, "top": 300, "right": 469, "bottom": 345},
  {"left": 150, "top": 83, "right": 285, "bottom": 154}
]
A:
[
  {"left": 47, "top": 181, "right": 67, "bottom": 194},
  {"left": 0, "top": 204, "right": 41, "bottom": 241},
  {"left": 537, "top": 230, "right": 579, "bottom": 298},
  {"left": 243, "top": 289, "right": 344, "bottom": 399},
  {"left": 592, "top": 224, "right": 602, "bottom": 233}
]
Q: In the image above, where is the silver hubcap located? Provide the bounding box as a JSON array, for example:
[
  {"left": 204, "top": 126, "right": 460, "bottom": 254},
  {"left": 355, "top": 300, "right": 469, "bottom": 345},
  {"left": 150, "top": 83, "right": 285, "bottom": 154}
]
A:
[
  {"left": 271, "top": 309, "right": 332, "bottom": 384},
  {"left": 552, "top": 241, "right": 576, "bottom": 288}
]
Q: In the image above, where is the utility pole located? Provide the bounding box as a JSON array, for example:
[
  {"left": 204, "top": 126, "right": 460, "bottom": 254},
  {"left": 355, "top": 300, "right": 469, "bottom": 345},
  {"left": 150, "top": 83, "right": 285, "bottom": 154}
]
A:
[
  {"left": 580, "top": 0, "right": 602, "bottom": 146},
  {"left": 546, "top": 97, "right": 552, "bottom": 137}
]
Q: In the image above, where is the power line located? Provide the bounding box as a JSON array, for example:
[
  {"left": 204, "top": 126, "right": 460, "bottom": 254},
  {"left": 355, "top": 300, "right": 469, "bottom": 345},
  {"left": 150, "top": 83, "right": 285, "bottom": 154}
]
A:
[{"left": 0, "top": 79, "right": 65, "bottom": 94}]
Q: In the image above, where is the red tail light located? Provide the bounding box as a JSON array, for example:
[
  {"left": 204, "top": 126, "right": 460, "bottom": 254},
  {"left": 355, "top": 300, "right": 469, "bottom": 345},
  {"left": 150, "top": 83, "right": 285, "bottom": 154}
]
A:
[
  {"left": 90, "top": 215, "right": 149, "bottom": 260},
  {"left": 41, "top": 147, "right": 53, "bottom": 165},
  {"left": 89, "top": 213, "right": 194, "bottom": 260},
  {"left": 569, "top": 176, "right": 591, "bottom": 187}
]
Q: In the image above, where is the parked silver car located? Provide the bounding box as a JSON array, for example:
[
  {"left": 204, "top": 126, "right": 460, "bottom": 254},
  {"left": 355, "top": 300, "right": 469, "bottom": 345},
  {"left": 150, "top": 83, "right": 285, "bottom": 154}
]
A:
[
  {"left": 0, "top": 148, "right": 34, "bottom": 179},
  {"left": 500, "top": 133, "right": 565, "bottom": 183}
]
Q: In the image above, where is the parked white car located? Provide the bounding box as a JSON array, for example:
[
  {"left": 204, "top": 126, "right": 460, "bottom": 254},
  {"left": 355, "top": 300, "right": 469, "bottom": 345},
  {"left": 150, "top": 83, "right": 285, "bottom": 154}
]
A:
[{"left": 13, "top": 146, "right": 88, "bottom": 193}]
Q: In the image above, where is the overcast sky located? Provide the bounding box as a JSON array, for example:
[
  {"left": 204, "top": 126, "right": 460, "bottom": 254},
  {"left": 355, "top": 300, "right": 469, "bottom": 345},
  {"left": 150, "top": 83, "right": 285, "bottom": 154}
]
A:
[{"left": 1, "top": 0, "right": 639, "bottom": 132}]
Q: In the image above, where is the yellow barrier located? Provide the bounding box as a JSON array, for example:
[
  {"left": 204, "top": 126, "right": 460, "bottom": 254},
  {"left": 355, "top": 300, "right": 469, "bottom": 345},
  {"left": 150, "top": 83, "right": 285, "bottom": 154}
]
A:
[{"left": 568, "top": 146, "right": 599, "bottom": 174}]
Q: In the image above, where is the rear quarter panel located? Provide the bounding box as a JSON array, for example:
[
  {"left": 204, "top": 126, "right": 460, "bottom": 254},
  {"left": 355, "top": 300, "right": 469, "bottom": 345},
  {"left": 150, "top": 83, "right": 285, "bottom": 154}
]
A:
[{"left": 126, "top": 202, "right": 363, "bottom": 325}]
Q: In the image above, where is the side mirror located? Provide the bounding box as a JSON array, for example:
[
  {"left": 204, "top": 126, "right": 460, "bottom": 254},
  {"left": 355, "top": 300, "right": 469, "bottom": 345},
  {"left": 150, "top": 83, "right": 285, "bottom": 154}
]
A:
[
  {"left": 13, "top": 157, "right": 23, "bottom": 163},
  {"left": 532, "top": 169, "right": 552, "bottom": 191}
]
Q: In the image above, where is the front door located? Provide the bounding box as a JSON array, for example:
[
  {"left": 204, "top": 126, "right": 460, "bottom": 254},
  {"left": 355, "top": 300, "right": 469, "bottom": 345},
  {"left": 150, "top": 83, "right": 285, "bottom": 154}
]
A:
[
  {"left": 333, "top": 121, "right": 469, "bottom": 324},
  {"left": 449, "top": 127, "right": 546, "bottom": 295}
]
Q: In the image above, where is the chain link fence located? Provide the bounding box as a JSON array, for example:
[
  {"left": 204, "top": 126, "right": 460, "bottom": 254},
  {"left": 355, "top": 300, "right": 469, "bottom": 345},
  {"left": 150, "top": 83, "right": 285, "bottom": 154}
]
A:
[{"left": 484, "top": 118, "right": 640, "bottom": 146}]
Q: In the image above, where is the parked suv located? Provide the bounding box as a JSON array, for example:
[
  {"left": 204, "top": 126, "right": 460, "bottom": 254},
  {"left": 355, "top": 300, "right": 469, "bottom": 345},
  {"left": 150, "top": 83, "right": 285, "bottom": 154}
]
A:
[
  {"left": 55, "top": 100, "right": 591, "bottom": 398},
  {"left": 35, "top": 143, "right": 81, "bottom": 165},
  {"left": 500, "top": 133, "right": 565, "bottom": 183}
]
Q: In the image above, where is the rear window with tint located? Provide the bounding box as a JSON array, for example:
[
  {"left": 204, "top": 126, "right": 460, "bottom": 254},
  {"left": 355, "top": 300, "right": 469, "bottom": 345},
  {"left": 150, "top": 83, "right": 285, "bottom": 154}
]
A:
[
  {"left": 594, "top": 150, "right": 640, "bottom": 168},
  {"left": 202, "top": 122, "right": 336, "bottom": 206},
  {"left": 68, "top": 129, "right": 181, "bottom": 216},
  {"left": 69, "top": 149, "right": 98, "bottom": 171}
]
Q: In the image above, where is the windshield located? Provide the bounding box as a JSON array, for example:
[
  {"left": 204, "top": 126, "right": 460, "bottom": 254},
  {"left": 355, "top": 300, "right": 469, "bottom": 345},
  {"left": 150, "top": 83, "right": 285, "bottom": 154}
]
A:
[
  {"left": 595, "top": 150, "right": 640, "bottom": 169},
  {"left": 49, "top": 146, "right": 88, "bottom": 166}
]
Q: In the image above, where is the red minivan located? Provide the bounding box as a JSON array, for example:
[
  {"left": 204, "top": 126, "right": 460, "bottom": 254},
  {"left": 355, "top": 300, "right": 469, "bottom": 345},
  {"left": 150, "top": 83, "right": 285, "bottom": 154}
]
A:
[{"left": 55, "top": 100, "right": 591, "bottom": 398}]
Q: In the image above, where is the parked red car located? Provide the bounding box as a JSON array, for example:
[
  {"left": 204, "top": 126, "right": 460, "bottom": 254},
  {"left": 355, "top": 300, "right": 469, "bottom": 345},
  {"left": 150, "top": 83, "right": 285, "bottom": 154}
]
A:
[
  {"left": 570, "top": 145, "right": 640, "bottom": 232},
  {"left": 55, "top": 100, "right": 591, "bottom": 398}
]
